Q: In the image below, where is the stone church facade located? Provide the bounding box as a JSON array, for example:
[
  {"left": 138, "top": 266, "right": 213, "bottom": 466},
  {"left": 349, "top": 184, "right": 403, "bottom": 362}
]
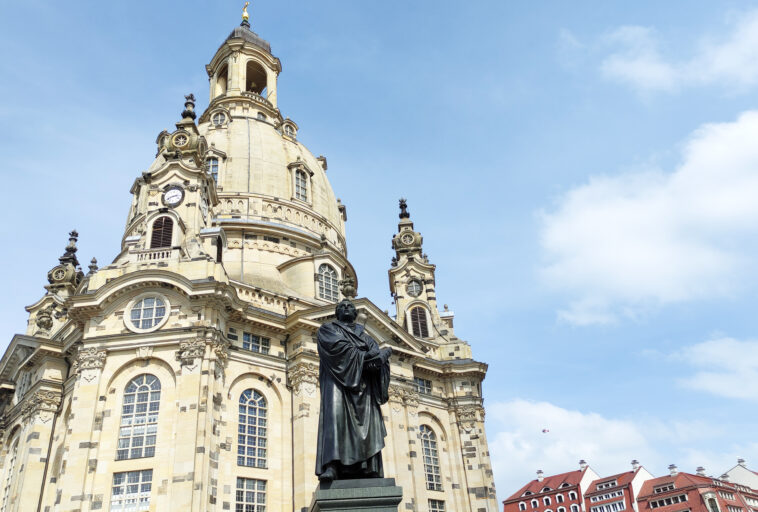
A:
[{"left": 0, "top": 16, "right": 497, "bottom": 512}]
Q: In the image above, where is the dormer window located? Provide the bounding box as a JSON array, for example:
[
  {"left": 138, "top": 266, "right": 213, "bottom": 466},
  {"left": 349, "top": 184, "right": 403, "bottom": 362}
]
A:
[
  {"left": 285, "top": 124, "right": 294, "bottom": 136},
  {"left": 295, "top": 170, "right": 308, "bottom": 201},
  {"left": 207, "top": 157, "right": 219, "bottom": 184},
  {"left": 257, "top": 112, "right": 267, "bottom": 121}
]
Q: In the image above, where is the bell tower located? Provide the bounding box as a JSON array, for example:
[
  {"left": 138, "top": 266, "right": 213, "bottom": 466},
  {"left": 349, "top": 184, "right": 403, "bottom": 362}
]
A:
[
  {"left": 388, "top": 199, "right": 472, "bottom": 358},
  {"left": 203, "top": 6, "right": 282, "bottom": 122}
]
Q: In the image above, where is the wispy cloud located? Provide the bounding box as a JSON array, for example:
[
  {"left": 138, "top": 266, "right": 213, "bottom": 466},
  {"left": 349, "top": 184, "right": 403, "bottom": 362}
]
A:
[
  {"left": 600, "top": 10, "right": 758, "bottom": 93},
  {"left": 540, "top": 110, "right": 758, "bottom": 324},
  {"left": 675, "top": 337, "right": 758, "bottom": 400}
]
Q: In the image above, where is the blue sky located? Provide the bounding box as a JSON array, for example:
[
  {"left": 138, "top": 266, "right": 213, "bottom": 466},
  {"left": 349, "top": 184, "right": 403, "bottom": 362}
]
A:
[{"left": 2, "top": 0, "right": 758, "bottom": 502}]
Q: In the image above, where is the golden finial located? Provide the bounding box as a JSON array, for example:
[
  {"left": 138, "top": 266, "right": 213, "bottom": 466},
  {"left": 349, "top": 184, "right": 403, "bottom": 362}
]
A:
[{"left": 242, "top": 2, "right": 250, "bottom": 22}]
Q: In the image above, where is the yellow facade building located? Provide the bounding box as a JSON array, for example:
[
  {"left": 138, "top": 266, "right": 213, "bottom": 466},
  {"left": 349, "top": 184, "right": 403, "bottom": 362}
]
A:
[{"left": 0, "top": 16, "right": 497, "bottom": 512}]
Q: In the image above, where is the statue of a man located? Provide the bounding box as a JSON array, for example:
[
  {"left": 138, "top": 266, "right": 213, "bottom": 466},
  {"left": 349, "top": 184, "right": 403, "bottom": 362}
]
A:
[{"left": 315, "top": 300, "right": 392, "bottom": 481}]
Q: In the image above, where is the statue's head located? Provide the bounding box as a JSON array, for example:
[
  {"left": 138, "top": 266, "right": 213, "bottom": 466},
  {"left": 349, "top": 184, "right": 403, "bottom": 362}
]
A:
[{"left": 335, "top": 299, "right": 357, "bottom": 323}]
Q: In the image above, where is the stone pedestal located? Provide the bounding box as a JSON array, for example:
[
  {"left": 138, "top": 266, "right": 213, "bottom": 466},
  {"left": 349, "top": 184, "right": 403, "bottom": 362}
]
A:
[{"left": 309, "top": 478, "right": 403, "bottom": 512}]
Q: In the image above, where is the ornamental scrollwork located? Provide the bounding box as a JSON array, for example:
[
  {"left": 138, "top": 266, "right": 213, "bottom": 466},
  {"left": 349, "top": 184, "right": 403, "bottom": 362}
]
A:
[
  {"left": 211, "top": 338, "right": 230, "bottom": 367},
  {"left": 22, "top": 390, "right": 62, "bottom": 423},
  {"left": 73, "top": 347, "right": 107, "bottom": 375},
  {"left": 456, "top": 404, "right": 484, "bottom": 433},
  {"left": 176, "top": 338, "right": 206, "bottom": 367},
  {"left": 288, "top": 363, "right": 319, "bottom": 397}
]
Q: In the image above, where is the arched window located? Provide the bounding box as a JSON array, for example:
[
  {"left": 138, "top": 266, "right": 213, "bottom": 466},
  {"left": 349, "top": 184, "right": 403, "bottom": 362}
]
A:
[
  {"left": 557, "top": 495, "right": 565, "bottom": 503},
  {"left": 571, "top": 505, "right": 580, "bottom": 512},
  {"left": 207, "top": 157, "right": 219, "bottom": 183},
  {"left": 238, "top": 389, "right": 267, "bottom": 468},
  {"left": 245, "top": 60, "right": 267, "bottom": 95},
  {"left": 216, "top": 236, "right": 223, "bottom": 263},
  {"left": 215, "top": 63, "right": 228, "bottom": 97},
  {"left": 1, "top": 439, "right": 18, "bottom": 512},
  {"left": 295, "top": 170, "right": 308, "bottom": 201},
  {"left": 150, "top": 217, "right": 173, "bottom": 249},
  {"left": 420, "top": 425, "right": 442, "bottom": 491},
  {"left": 532, "top": 500, "right": 539, "bottom": 508},
  {"left": 569, "top": 492, "right": 578, "bottom": 501},
  {"left": 317, "top": 264, "right": 339, "bottom": 302},
  {"left": 545, "top": 498, "right": 552, "bottom": 506},
  {"left": 410, "top": 306, "right": 429, "bottom": 338},
  {"left": 558, "top": 507, "right": 567, "bottom": 512},
  {"left": 520, "top": 503, "right": 527, "bottom": 511},
  {"left": 117, "top": 374, "right": 161, "bottom": 460}
]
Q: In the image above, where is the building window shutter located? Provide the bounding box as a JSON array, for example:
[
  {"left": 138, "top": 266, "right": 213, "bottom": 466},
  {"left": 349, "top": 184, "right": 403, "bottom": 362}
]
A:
[
  {"left": 151, "top": 217, "right": 173, "bottom": 249},
  {"left": 410, "top": 306, "right": 429, "bottom": 338}
]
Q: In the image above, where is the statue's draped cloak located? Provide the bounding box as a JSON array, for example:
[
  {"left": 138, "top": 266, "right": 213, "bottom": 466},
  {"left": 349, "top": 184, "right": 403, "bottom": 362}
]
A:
[{"left": 315, "top": 321, "right": 390, "bottom": 477}]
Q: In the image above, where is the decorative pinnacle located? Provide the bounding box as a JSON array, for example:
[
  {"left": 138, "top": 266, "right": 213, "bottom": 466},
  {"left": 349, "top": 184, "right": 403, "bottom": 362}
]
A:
[
  {"left": 88, "top": 257, "right": 98, "bottom": 275},
  {"left": 241, "top": 1, "right": 251, "bottom": 27},
  {"left": 339, "top": 276, "right": 357, "bottom": 300},
  {"left": 398, "top": 198, "right": 410, "bottom": 219},
  {"left": 58, "top": 229, "right": 80, "bottom": 266},
  {"left": 182, "top": 94, "right": 196, "bottom": 121}
]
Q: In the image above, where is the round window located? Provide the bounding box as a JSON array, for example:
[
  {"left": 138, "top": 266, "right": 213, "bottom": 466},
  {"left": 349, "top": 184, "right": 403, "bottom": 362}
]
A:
[
  {"left": 406, "top": 279, "right": 423, "bottom": 297},
  {"left": 212, "top": 112, "right": 226, "bottom": 126},
  {"left": 129, "top": 296, "right": 167, "bottom": 331}
]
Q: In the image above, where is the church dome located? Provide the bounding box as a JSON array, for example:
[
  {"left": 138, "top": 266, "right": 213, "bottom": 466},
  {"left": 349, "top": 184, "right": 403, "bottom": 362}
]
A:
[{"left": 143, "top": 20, "right": 352, "bottom": 302}]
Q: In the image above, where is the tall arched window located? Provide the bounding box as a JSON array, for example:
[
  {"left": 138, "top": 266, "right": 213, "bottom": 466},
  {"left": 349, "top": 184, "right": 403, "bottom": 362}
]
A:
[
  {"left": 150, "top": 217, "right": 173, "bottom": 249},
  {"left": 520, "top": 503, "right": 527, "bottom": 511},
  {"left": 569, "top": 492, "right": 578, "bottom": 501},
  {"left": 420, "top": 424, "right": 442, "bottom": 491},
  {"left": 295, "top": 170, "right": 308, "bottom": 201},
  {"left": 207, "top": 157, "right": 219, "bottom": 184},
  {"left": 117, "top": 374, "right": 161, "bottom": 460},
  {"left": 545, "top": 497, "right": 552, "bottom": 506},
  {"left": 216, "top": 236, "right": 223, "bottom": 263},
  {"left": 557, "top": 495, "right": 565, "bottom": 503},
  {"left": 532, "top": 500, "right": 539, "bottom": 508},
  {"left": 410, "top": 306, "right": 429, "bottom": 338},
  {"left": 317, "top": 264, "right": 339, "bottom": 302},
  {"left": 1, "top": 439, "right": 18, "bottom": 512},
  {"left": 238, "top": 389, "right": 267, "bottom": 468},
  {"left": 571, "top": 505, "right": 580, "bottom": 512}
]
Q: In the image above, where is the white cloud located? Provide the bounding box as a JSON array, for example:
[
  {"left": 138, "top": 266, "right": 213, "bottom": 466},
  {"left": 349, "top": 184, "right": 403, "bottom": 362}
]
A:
[
  {"left": 486, "top": 400, "right": 755, "bottom": 502},
  {"left": 540, "top": 110, "right": 758, "bottom": 324},
  {"left": 675, "top": 337, "right": 758, "bottom": 400},
  {"left": 600, "top": 10, "right": 758, "bottom": 92}
]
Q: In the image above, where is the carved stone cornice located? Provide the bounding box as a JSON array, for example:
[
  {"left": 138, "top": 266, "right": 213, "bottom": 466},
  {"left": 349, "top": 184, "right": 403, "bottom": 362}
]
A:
[
  {"left": 21, "top": 390, "right": 61, "bottom": 423},
  {"left": 288, "top": 362, "right": 319, "bottom": 397}
]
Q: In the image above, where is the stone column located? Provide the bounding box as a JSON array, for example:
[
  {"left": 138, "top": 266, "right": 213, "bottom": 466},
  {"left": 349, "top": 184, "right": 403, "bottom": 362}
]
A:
[
  {"left": 455, "top": 404, "right": 497, "bottom": 510},
  {"left": 55, "top": 346, "right": 107, "bottom": 511},
  {"left": 13, "top": 389, "right": 62, "bottom": 512},
  {"left": 288, "top": 358, "right": 320, "bottom": 511}
]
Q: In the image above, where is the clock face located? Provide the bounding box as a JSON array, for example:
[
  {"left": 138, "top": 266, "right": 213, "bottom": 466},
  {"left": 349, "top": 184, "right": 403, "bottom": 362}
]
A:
[
  {"left": 163, "top": 186, "right": 184, "bottom": 207},
  {"left": 52, "top": 268, "right": 66, "bottom": 280},
  {"left": 401, "top": 233, "right": 414, "bottom": 245},
  {"left": 173, "top": 134, "right": 188, "bottom": 147}
]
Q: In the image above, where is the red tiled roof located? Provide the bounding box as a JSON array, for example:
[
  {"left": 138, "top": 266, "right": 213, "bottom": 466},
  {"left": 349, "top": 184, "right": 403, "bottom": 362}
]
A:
[
  {"left": 505, "top": 470, "right": 585, "bottom": 502},
  {"left": 637, "top": 473, "right": 713, "bottom": 499},
  {"left": 586, "top": 471, "right": 637, "bottom": 495}
]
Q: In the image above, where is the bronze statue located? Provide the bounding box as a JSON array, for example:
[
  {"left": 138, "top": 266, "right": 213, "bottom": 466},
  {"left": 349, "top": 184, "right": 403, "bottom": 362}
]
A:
[{"left": 315, "top": 300, "right": 392, "bottom": 481}]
